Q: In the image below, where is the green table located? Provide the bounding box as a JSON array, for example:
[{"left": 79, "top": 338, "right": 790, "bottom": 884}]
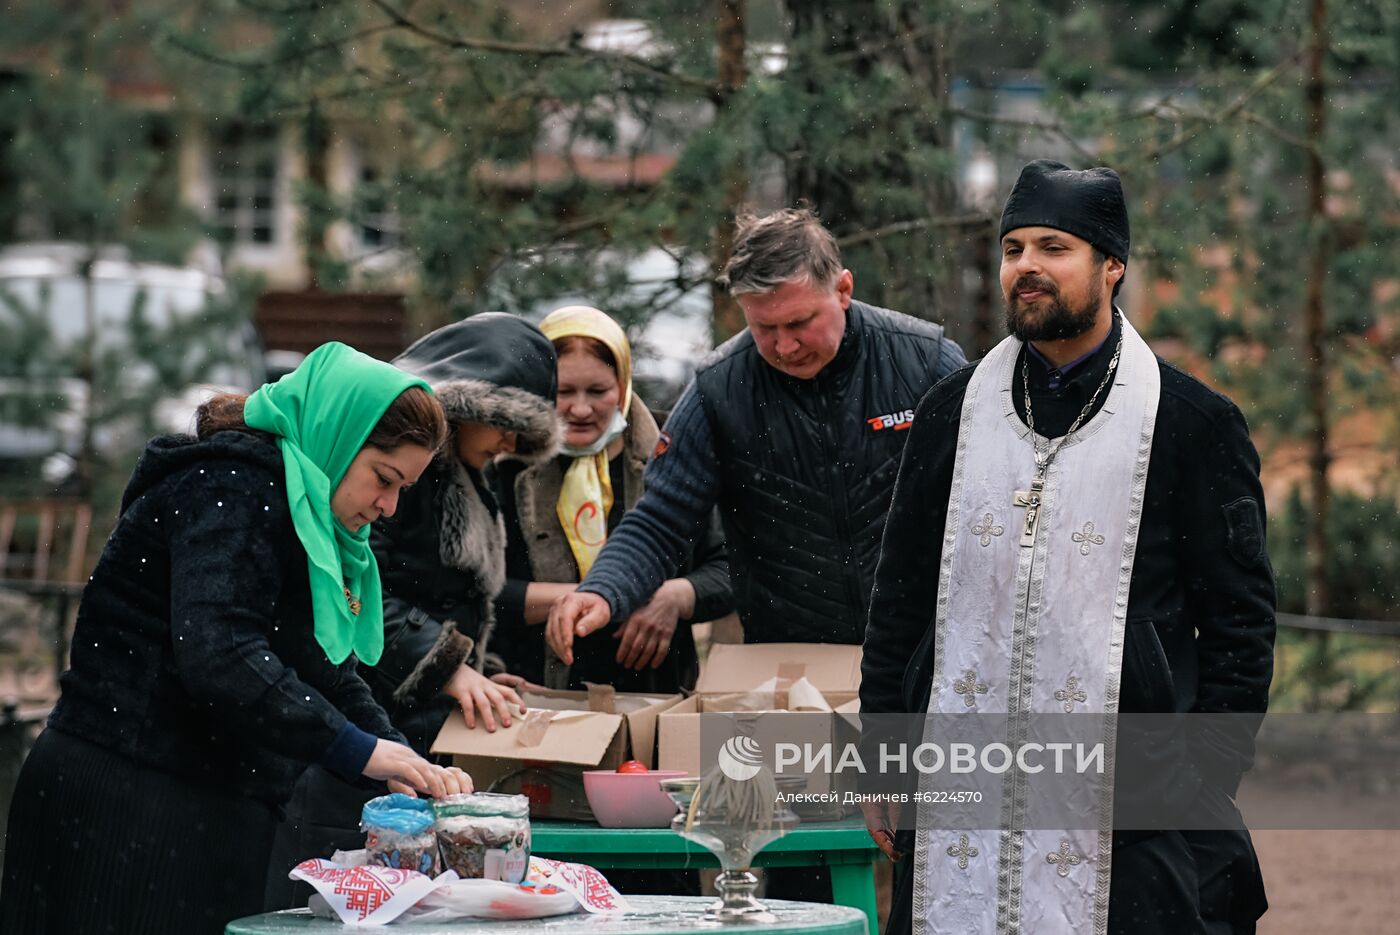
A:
[
  {"left": 226, "top": 896, "right": 867, "bottom": 933},
  {"left": 530, "top": 816, "right": 879, "bottom": 934}
]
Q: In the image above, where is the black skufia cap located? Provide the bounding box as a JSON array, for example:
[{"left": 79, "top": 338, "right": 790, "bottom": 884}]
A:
[{"left": 999, "top": 159, "right": 1130, "bottom": 262}]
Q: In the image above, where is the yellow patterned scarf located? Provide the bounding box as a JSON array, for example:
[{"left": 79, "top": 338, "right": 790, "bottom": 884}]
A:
[{"left": 540, "top": 306, "right": 632, "bottom": 577}]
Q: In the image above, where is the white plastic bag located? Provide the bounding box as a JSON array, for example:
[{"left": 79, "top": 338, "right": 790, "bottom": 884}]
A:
[
  {"left": 291, "top": 855, "right": 629, "bottom": 924},
  {"left": 398, "top": 876, "right": 580, "bottom": 923}
]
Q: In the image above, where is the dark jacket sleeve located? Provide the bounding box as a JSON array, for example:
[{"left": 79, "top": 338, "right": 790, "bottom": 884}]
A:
[
  {"left": 681, "top": 507, "right": 734, "bottom": 623},
  {"left": 371, "top": 594, "right": 475, "bottom": 711},
  {"left": 320, "top": 658, "right": 409, "bottom": 747},
  {"left": 858, "top": 374, "right": 965, "bottom": 798},
  {"left": 166, "top": 466, "right": 375, "bottom": 778},
  {"left": 1177, "top": 397, "right": 1277, "bottom": 790},
  {"left": 578, "top": 382, "right": 723, "bottom": 620},
  {"left": 860, "top": 372, "right": 966, "bottom": 718},
  {"left": 493, "top": 579, "right": 529, "bottom": 631}
]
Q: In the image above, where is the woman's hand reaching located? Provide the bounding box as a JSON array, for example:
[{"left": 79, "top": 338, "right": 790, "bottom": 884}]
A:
[
  {"left": 363, "top": 739, "right": 473, "bottom": 798},
  {"left": 444, "top": 664, "right": 528, "bottom": 732}
]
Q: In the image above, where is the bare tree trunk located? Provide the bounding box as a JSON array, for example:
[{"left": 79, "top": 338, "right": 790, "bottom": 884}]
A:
[
  {"left": 895, "top": 0, "right": 959, "bottom": 325},
  {"left": 304, "top": 104, "right": 330, "bottom": 291},
  {"left": 1303, "top": 0, "right": 1330, "bottom": 620},
  {"left": 75, "top": 0, "right": 102, "bottom": 501},
  {"left": 971, "top": 225, "right": 996, "bottom": 358},
  {"left": 710, "top": 0, "right": 748, "bottom": 342},
  {"left": 76, "top": 254, "right": 97, "bottom": 500},
  {"left": 780, "top": 0, "right": 959, "bottom": 325},
  {"left": 1301, "top": 0, "right": 1332, "bottom": 708}
]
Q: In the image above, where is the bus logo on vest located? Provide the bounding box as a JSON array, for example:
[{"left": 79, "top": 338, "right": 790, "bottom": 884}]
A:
[{"left": 867, "top": 408, "right": 915, "bottom": 432}]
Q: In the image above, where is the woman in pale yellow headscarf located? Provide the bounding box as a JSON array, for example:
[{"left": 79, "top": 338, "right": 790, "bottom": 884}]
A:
[{"left": 491, "top": 306, "right": 733, "bottom": 693}]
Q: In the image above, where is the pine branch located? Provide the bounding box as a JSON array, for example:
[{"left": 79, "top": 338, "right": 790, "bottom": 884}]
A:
[
  {"left": 837, "top": 213, "right": 995, "bottom": 249},
  {"left": 949, "top": 107, "right": 1100, "bottom": 163},
  {"left": 233, "top": 0, "right": 339, "bottom": 14},
  {"left": 820, "top": 25, "right": 941, "bottom": 67},
  {"left": 952, "top": 49, "right": 1308, "bottom": 176},
  {"left": 1237, "top": 109, "right": 1317, "bottom": 153},
  {"left": 1137, "top": 45, "right": 1309, "bottom": 163},
  {"left": 365, "top": 0, "right": 723, "bottom": 102},
  {"left": 166, "top": 21, "right": 399, "bottom": 70}
]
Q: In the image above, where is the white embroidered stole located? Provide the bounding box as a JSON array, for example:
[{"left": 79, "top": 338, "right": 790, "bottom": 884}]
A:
[{"left": 913, "top": 317, "right": 1160, "bottom": 935}]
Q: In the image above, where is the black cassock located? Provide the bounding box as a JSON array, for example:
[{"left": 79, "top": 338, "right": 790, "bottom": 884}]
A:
[{"left": 862, "top": 315, "right": 1275, "bottom": 935}]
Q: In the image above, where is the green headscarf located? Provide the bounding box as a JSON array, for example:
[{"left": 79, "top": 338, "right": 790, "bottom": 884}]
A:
[{"left": 244, "top": 342, "right": 431, "bottom": 665}]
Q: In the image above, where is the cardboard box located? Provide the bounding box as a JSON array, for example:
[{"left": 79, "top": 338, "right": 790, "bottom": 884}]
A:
[
  {"left": 431, "top": 685, "right": 682, "bottom": 821},
  {"left": 658, "top": 643, "right": 862, "bottom": 806}
]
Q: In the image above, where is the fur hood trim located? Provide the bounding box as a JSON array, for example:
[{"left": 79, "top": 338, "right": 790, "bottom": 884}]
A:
[
  {"left": 436, "top": 378, "right": 561, "bottom": 464},
  {"left": 389, "top": 458, "right": 505, "bottom": 704},
  {"left": 393, "top": 624, "right": 475, "bottom": 708},
  {"left": 437, "top": 458, "right": 507, "bottom": 599}
]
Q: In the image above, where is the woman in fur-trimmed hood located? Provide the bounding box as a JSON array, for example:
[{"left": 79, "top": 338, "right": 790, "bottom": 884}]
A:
[{"left": 365, "top": 313, "right": 562, "bottom": 752}]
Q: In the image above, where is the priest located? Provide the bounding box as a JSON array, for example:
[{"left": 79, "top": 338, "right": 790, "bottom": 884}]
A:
[{"left": 860, "top": 160, "right": 1276, "bottom": 935}]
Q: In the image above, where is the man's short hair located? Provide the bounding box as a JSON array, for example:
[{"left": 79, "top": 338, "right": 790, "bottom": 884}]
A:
[{"left": 718, "top": 207, "right": 843, "bottom": 296}]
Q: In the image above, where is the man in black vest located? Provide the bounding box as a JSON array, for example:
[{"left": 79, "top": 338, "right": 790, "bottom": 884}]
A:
[
  {"left": 547, "top": 207, "right": 965, "bottom": 663},
  {"left": 546, "top": 207, "right": 965, "bottom": 899}
]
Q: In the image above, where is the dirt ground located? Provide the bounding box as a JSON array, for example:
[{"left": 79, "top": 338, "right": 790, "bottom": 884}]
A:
[
  {"left": 863, "top": 809, "right": 1400, "bottom": 933},
  {"left": 1242, "top": 775, "right": 1400, "bottom": 933},
  {"left": 1255, "top": 830, "right": 1400, "bottom": 934}
]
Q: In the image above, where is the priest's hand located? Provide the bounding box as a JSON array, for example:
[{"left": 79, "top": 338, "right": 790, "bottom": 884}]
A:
[
  {"left": 860, "top": 800, "right": 904, "bottom": 862},
  {"left": 547, "top": 591, "right": 613, "bottom": 665},
  {"left": 444, "top": 664, "right": 526, "bottom": 732},
  {"left": 616, "top": 578, "right": 694, "bottom": 670}
]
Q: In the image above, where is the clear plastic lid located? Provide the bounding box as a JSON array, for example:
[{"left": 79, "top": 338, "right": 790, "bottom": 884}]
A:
[{"left": 432, "top": 791, "right": 530, "bottom": 820}]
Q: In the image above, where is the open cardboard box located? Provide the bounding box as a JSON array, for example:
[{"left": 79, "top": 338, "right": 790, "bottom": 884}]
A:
[
  {"left": 431, "top": 684, "right": 683, "bottom": 821},
  {"left": 658, "top": 643, "right": 862, "bottom": 811}
]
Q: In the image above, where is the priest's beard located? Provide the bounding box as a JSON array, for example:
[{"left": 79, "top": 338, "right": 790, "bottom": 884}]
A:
[{"left": 1003, "top": 274, "right": 1102, "bottom": 342}]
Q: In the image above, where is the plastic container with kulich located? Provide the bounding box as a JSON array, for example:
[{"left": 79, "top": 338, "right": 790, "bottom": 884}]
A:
[
  {"left": 361, "top": 793, "right": 441, "bottom": 876},
  {"left": 433, "top": 792, "right": 531, "bottom": 883}
]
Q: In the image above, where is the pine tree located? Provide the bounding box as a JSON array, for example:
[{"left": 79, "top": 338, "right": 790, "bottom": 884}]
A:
[
  {"left": 163, "top": 1, "right": 1399, "bottom": 630},
  {"left": 165, "top": 1, "right": 1009, "bottom": 339},
  {"left": 1033, "top": 0, "right": 1399, "bottom": 624},
  {"left": 0, "top": 0, "right": 253, "bottom": 502}
]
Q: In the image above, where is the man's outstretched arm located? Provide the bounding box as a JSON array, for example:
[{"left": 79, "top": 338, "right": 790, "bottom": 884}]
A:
[{"left": 548, "top": 381, "right": 722, "bottom": 663}]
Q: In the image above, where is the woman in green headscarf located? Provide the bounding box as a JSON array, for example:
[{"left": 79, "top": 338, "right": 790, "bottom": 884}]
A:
[{"left": 1, "top": 342, "right": 471, "bottom": 935}]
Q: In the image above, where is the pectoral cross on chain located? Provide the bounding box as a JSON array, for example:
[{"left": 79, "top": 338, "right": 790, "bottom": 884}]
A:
[{"left": 1012, "top": 477, "right": 1045, "bottom": 548}]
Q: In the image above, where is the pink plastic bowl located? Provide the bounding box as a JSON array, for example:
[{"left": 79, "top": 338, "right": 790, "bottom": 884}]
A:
[{"left": 582, "top": 769, "right": 689, "bottom": 828}]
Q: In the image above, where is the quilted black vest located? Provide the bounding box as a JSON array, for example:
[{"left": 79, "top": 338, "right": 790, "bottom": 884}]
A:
[{"left": 695, "top": 300, "right": 962, "bottom": 644}]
